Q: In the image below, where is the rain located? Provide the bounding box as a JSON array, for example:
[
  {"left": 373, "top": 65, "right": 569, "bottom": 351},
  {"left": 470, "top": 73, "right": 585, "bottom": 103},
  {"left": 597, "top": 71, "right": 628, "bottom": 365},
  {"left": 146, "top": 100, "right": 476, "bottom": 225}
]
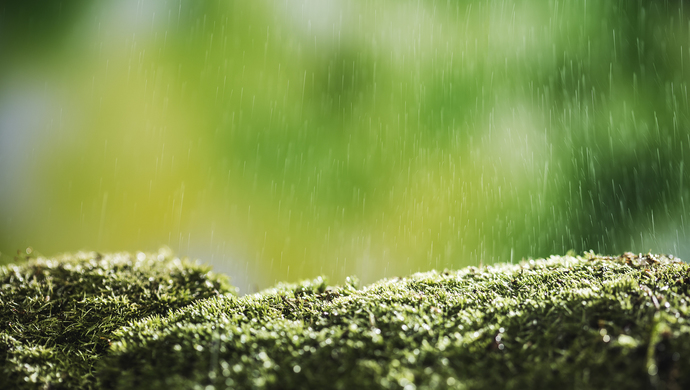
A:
[{"left": 0, "top": 0, "right": 687, "bottom": 294}]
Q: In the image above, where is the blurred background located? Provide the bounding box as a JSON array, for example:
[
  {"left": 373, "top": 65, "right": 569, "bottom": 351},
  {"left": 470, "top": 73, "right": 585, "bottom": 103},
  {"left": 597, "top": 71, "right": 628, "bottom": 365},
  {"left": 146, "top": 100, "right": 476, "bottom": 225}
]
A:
[{"left": 1, "top": 0, "right": 688, "bottom": 293}]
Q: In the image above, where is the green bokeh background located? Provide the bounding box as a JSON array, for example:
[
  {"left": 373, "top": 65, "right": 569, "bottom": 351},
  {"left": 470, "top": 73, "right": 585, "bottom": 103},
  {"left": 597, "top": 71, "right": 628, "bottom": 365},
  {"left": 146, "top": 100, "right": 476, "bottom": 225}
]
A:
[{"left": 1, "top": 0, "right": 688, "bottom": 292}]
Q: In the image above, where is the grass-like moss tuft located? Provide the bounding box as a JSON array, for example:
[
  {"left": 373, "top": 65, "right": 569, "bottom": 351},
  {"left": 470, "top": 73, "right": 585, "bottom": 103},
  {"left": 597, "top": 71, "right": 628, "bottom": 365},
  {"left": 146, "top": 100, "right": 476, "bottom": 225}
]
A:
[
  {"left": 97, "top": 252, "right": 690, "bottom": 389},
  {"left": 0, "top": 249, "right": 235, "bottom": 389}
]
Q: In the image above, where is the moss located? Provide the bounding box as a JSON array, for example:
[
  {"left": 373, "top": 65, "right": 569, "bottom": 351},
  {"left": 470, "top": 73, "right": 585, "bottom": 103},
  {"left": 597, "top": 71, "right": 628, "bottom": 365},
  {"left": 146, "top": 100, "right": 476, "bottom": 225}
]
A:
[
  {"left": 97, "top": 252, "right": 690, "bottom": 390},
  {"left": 4, "top": 251, "right": 690, "bottom": 389},
  {"left": 0, "top": 249, "right": 235, "bottom": 389}
]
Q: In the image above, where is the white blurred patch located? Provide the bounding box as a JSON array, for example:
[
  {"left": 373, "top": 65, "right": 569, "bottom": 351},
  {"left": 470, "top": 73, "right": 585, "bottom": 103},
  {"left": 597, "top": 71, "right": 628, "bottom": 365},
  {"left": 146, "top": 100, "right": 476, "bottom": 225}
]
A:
[
  {"left": 0, "top": 78, "right": 52, "bottom": 218},
  {"left": 85, "top": 0, "right": 170, "bottom": 52}
]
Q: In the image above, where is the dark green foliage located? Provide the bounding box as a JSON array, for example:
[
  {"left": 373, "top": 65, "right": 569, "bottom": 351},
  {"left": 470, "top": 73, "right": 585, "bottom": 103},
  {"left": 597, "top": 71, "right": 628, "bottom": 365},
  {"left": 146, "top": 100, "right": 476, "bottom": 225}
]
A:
[
  {"left": 0, "top": 250, "right": 235, "bottom": 389},
  {"left": 98, "top": 253, "right": 690, "bottom": 390}
]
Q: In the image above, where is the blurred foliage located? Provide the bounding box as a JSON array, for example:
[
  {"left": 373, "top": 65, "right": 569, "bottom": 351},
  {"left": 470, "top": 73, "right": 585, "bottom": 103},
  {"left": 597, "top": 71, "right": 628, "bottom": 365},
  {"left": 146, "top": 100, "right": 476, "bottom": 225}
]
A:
[{"left": 1, "top": 0, "right": 690, "bottom": 291}]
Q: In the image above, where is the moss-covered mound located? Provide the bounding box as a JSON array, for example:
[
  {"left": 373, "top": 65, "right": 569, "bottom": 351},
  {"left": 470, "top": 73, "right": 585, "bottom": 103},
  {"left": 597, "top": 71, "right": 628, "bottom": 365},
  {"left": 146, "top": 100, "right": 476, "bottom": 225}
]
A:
[
  {"left": 98, "top": 253, "right": 690, "bottom": 390},
  {"left": 3, "top": 252, "right": 690, "bottom": 389},
  {"left": 0, "top": 250, "right": 235, "bottom": 389}
]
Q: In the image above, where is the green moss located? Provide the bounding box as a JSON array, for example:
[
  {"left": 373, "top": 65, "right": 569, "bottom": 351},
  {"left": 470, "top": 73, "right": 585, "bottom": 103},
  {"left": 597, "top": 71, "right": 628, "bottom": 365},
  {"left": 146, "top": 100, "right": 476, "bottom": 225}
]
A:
[
  {"left": 97, "top": 252, "right": 690, "bottom": 389},
  {"left": 4, "top": 251, "right": 690, "bottom": 389},
  {"left": 0, "top": 249, "right": 235, "bottom": 389}
]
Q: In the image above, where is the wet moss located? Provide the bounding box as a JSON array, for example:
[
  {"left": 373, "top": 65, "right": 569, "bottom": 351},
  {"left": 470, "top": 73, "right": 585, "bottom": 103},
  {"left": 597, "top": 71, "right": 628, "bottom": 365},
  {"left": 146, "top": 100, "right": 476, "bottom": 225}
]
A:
[
  {"left": 97, "top": 252, "right": 690, "bottom": 390},
  {"left": 4, "top": 251, "right": 690, "bottom": 389},
  {"left": 0, "top": 249, "right": 235, "bottom": 389}
]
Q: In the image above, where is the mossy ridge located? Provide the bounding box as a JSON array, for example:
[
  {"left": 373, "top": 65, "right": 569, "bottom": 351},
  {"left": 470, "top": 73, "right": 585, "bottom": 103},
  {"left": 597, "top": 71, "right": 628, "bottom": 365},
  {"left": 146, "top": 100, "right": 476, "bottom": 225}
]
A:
[
  {"left": 0, "top": 249, "right": 236, "bottom": 390},
  {"left": 99, "top": 253, "right": 690, "bottom": 390}
]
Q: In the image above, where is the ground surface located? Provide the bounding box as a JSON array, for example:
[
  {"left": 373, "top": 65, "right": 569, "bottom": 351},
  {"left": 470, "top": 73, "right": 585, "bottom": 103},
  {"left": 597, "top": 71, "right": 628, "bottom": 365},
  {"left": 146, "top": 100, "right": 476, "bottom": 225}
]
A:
[{"left": 2, "top": 251, "right": 690, "bottom": 389}]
